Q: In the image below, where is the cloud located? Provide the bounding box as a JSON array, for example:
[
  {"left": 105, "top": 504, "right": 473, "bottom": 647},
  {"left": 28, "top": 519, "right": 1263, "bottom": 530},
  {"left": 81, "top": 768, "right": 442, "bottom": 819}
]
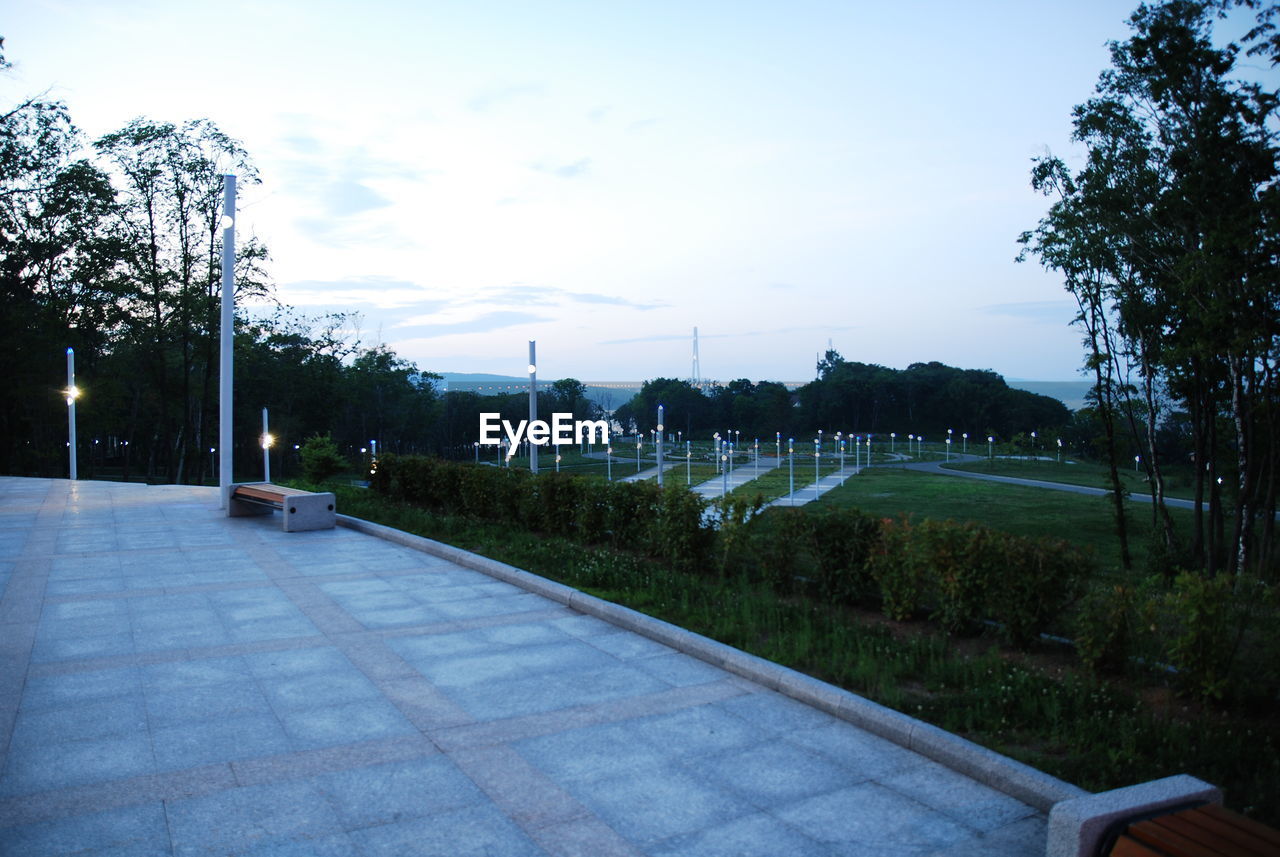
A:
[
  {"left": 532, "top": 157, "right": 592, "bottom": 179},
  {"left": 980, "top": 301, "right": 1075, "bottom": 323},
  {"left": 479, "top": 284, "right": 664, "bottom": 311},
  {"left": 279, "top": 277, "right": 445, "bottom": 311},
  {"left": 467, "top": 84, "right": 543, "bottom": 112},
  {"left": 391, "top": 310, "right": 549, "bottom": 337},
  {"left": 324, "top": 180, "right": 392, "bottom": 216},
  {"left": 599, "top": 325, "right": 854, "bottom": 346}
]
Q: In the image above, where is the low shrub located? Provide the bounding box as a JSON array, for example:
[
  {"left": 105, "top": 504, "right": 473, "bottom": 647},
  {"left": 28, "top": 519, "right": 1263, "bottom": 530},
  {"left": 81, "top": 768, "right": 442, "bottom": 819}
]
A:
[
  {"left": 299, "top": 434, "right": 348, "bottom": 484},
  {"left": 869, "top": 517, "right": 930, "bottom": 620}
]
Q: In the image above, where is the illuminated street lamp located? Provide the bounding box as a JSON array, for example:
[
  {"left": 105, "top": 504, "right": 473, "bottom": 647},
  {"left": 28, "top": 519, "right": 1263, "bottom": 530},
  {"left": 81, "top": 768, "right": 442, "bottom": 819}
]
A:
[
  {"left": 890, "top": 432, "right": 896, "bottom": 453},
  {"left": 962, "top": 432, "right": 968, "bottom": 453},
  {"left": 65, "top": 347, "right": 79, "bottom": 480},
  {"left": 1057, "top": 437, "right": 1063, "bottom": 463},
  {"left": 686, "top": 440, "right": 692, "bottom": 484},
  {"left": 474, "top": 441, "right": 480, "bottom": 463},
  {"left": 607, "top": 445, "right": 613, "bottom": 481},
  {"left": 814, "top": 437, "right": 821, "bottom": 485},
  {"left": 945, "top": 436, "right": 951, "bottom": 462},
  {"left": 636, "top": 435, "right": 642, "bottom": 473},
  {"left": 988, "top": 435, "right": 994, "bottom": 460},
  {"left": 261, "top": 408, "right": 273, "bottom": 482}
]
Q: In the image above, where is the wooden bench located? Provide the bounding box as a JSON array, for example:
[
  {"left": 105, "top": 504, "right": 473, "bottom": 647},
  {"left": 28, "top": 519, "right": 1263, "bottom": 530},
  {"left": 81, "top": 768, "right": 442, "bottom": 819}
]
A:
[
  {"left": 229, "top": 482, "right": 336, "bottom": 532},
  {"left": 1104, "top": 803, "right": 1280, "bottom": 857}
]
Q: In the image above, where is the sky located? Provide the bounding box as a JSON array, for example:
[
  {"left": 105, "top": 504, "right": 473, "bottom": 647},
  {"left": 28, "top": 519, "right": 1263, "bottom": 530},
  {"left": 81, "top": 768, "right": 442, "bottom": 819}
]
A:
[{"left": 4, "top": 0, "right": 1217, "bottom": 383}]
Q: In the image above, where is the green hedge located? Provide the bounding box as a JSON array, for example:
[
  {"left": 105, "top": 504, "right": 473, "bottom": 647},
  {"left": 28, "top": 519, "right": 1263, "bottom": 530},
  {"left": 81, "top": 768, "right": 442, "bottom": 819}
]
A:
[
  {"left": 736, "top": 506, "right": 1094, "bottom": 649},
  {"left": 371, "top": 454, "right": 714, "bottom": 572}
]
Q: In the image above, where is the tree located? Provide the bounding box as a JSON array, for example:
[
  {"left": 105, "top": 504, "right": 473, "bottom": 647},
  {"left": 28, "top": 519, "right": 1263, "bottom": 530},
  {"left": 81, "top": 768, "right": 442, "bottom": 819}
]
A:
[
  {"left": 1020, "top": 0, "right": 1280, "bottom": 575},
  {"left": 94, "top": 118, "right": 268, "bottom": 483}
]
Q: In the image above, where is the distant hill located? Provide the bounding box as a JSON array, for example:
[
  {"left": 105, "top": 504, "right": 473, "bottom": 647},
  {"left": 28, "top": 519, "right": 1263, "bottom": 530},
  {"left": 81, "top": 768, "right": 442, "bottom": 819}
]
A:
[
  {"left": 435, "top": 373, "right": 634, "bottom": 410},
  {"left": 1006, "top": 380, "right": 1092, "bottom": 411}
]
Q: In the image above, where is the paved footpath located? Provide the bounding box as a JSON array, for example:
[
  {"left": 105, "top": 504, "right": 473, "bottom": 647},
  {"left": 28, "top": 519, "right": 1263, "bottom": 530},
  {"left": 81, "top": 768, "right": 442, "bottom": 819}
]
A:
[{"left": 0, "top": 476, "right": 1082, "bottom": 856}]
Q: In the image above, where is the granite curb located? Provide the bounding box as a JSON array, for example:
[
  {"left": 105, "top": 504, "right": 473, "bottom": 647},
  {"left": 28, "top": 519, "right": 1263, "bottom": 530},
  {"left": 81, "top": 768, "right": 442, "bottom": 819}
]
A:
[{"left": 336, "top": 513, "right": 1089, "bottom": 813}]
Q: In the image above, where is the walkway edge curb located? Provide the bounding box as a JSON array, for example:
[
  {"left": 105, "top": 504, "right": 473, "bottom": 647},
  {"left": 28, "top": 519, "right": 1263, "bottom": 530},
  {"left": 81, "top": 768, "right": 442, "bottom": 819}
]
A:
[{"left": 336, "top": 513, "right": 1089, "bottom": 813}]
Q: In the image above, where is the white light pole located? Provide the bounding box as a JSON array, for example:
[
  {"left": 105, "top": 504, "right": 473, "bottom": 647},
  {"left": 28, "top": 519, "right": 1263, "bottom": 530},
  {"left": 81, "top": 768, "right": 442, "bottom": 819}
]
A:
[
  {"left": 721, "top": 448, "right": 728, "bottom": 499},
  {"left": 1057, "top": 438, "right": 1063, "bottom": 463},
  {"left": 814, "top": 437, "right": 820, "bottom": 485},
  {"left": 219, "top": 174, "right": 235, "bottom": 508},
  {"left": 945, "top": 437, "right": 951, "bottom": 462},
  {"left": 607, "top": 445, "right": 613, "bottom": 481},
  {"left": 988, "top": 435, "right": 994, "bottom": 460},
  {"left": 636, "top": 435, "right": 642, "bottom": 473},
  {"left": 788, "top": 438, "right": 795, "bottom": 505},
  {"left": 65, "top": 347, "right": 79, "bottom": 480},
  {"left": 754, "top": 438, "right": 759, "bottom": 475},
  {"left": 776, "top": 432, "right": 781, "bottom": 461},
  {"left": 474, "top": 441, "right": 479, "bottom": 463},
  {"left": 261, "top": 408, "right": 272, "bottom": 482},
  {"left": 656, "top": 405, "right": 665, "bottom": 488},
  {"left": 686, "top": 440, "right": 691, "bottom": 484},
  {"left": 963, "top": 432, "right": 968, "bottom": 453},
  {"left": 890, "top": 432, "right": 896, "bottom": 453},
  {"left": 528, "top": 341, "right": 538, "bottom": 474}
]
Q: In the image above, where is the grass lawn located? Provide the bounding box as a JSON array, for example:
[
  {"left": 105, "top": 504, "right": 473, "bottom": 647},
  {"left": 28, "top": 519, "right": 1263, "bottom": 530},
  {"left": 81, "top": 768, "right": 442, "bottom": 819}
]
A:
[
  {"left": 814, "top": 466, "right": 1194, "bottom": 579},
  {"left": 943, "top": 457, "right": 1198, "bottom": 501}
]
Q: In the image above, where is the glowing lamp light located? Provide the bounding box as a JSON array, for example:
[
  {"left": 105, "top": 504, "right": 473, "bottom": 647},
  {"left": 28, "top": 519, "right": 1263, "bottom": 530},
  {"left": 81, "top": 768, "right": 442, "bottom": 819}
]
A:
[
  {"left": 527, "top": 364, "right": 536, "bottom": 374},
  {"left": 261, "top": 433, "right": 274, "bottom": 450}
]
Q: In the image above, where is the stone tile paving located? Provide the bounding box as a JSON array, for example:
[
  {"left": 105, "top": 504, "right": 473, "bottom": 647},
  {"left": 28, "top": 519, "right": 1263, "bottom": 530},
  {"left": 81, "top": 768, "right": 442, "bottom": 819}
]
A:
[{"left": 0, "top": 476, "right": 1051, "bottom": 856}]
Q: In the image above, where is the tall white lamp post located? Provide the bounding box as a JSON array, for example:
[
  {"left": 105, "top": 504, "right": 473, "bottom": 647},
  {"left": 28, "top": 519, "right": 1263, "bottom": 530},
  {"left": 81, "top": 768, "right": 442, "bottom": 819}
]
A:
[
  {"left": 66, "top": 347, "right": 79, "bottom": 480},
  {"left": 218, "top": 175, "right": 236, "bottom": 508},
  {"left": 656, "top": 405, "right": 665, "bottom": 487},
  {"left": 528, "top": 341, "right": 538, "bottom": 473},
  {"left": 788, "top": 438, "right": 795, "bottom": 505},
  {"left": 261, "top": 408, "right": 273, "bottom": 482}
]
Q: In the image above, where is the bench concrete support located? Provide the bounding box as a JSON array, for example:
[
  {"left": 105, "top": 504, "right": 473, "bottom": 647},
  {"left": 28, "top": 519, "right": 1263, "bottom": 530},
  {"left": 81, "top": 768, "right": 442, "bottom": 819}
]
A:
[{"left": 1046, "top": 774, "right": 1221, "bottom": 857}]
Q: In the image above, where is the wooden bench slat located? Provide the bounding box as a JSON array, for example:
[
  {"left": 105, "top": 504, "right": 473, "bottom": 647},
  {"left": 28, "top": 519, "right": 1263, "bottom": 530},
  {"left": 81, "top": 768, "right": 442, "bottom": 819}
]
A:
[
  {"left": 1196, "top": 805, "right": 1280, "bottom": 851},
  {"left": 1156, "top": 809, "right": 1277, "bottom": 857},
  {"left": 1111, "top": 834, "right": 1173, "bottom": 857},
  {"left": 1129, "top": 819, "right": 1233, "bottom": 857},
  {"left": 235, "top": 483, "right": 313, "bottom": 500}
]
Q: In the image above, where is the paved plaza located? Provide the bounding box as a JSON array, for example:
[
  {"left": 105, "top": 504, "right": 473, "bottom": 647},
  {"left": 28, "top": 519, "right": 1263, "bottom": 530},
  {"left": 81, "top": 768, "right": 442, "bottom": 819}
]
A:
[{"left": 0, "top": 476, "right": 1075, "bottom": 856}]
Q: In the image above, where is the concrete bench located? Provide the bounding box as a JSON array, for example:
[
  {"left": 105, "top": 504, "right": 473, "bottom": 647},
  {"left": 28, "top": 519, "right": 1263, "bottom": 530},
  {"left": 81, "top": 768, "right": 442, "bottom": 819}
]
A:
[{"left": 229, "top": 482, "right": 336, "bottom": 532}]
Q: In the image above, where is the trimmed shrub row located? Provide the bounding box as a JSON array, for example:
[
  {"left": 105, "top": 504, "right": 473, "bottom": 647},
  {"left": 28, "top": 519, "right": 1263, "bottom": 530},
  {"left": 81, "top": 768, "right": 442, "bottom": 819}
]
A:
[
  {"left": 744, "top": 507, "right": 1094, "bottom": 648},
  {"left": 370, "top": 454, "right": 714, "bottom": 572}
]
